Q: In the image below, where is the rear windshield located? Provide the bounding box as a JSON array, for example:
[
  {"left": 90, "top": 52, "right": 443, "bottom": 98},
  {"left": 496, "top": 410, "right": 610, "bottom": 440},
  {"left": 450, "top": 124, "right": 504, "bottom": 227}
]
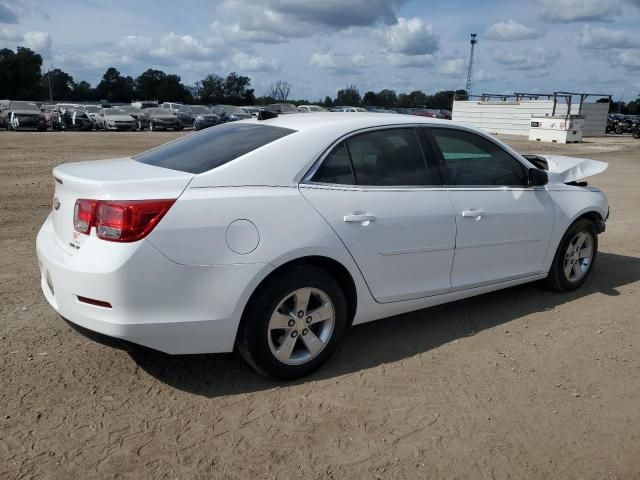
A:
[{"left": 134, "top": 123, "right": 296, "bottom": 174}]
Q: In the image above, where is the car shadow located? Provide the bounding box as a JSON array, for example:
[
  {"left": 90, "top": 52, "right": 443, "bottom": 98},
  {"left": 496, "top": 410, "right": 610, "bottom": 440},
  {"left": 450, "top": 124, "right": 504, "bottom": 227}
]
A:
[{"left": 88, "top": 251, "right": 639, "bottom": 397}]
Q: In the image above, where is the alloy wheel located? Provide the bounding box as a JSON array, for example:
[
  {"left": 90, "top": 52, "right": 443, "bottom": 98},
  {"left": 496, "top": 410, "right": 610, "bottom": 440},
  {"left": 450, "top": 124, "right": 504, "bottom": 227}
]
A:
[
  {"left": 267, "top": 287, "right": 335, "bottom": 366},
  {"left": 563, "top": 231, "right": 594, "bottom": 283}
]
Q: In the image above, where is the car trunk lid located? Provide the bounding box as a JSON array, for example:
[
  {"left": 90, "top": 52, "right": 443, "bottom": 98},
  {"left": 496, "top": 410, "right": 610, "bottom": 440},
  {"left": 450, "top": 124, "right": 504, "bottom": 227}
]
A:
[{"left": 51, "top": 157, "right": 194, "bottom": 253}]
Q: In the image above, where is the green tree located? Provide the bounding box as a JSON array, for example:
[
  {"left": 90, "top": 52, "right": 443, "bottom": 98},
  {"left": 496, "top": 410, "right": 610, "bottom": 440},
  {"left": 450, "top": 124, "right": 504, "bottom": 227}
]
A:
[
  {"left": 41, "top": 68, "right": 75, "bottom": 101},
  {"left": 0, "top": 47, "right": 43, "bottom": 99},
  {"left": 157, "top": 74, "right": 192, "bottom": 103},
  {"left": 71, "top": 81, "right": 95, "bottom": 102},
  {"left": 335, "top": 84, "right": 361, "bottom": 106},
  {"left": 375, "top": 89, "right": 397, "bottom": 108},
  {"left": 96, "top": 67, "right": 134, "bottom": 102},
  {"left": 362, "top": 91, "right": 376, "bottom": 106},
  {"left": 134, "top": 69, "right": 166, "bottom": 100}
]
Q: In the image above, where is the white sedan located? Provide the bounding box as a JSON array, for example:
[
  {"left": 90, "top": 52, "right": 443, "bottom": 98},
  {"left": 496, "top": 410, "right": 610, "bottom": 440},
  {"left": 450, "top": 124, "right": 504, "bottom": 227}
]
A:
[{"left": 36, "top": 114, "right": 609, "bottom": 379}]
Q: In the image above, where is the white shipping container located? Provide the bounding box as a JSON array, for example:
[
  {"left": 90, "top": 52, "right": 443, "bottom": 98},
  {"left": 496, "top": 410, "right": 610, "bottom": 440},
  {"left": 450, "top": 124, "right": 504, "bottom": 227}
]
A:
[{"left": 452, "top": 99, "right": 609, "bottom": 137}]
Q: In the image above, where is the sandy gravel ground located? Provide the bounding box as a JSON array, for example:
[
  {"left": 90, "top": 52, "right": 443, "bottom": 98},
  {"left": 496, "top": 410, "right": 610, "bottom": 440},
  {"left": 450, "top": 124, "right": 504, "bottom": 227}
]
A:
[{"left": 1, "top": 131, "right": 639, "bottom": 480}]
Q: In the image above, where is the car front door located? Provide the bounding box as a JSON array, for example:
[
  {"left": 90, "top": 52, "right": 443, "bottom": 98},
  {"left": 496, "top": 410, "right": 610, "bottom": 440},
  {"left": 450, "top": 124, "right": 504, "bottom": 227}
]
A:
[
  {"left": 425, "top": 126, "right": 555, "bottom": 289},
  {"left": 300, "top": 127, "right": 456, "bottom": 303}
]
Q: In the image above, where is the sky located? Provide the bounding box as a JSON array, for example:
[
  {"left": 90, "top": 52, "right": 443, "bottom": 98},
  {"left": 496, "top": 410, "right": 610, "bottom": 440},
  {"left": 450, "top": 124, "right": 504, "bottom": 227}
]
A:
[{"left": 1, "top": 0, "right": 639, "bottom": 101}]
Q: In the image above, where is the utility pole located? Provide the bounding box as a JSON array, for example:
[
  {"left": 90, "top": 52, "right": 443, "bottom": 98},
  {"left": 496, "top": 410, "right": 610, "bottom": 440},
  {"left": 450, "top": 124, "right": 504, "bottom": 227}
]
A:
[
  {"left": 47, "top": 66, "right": 53, "bottom": 102},
  {"left": 465, "top": 33, "right": 478, "bottom": 98}
]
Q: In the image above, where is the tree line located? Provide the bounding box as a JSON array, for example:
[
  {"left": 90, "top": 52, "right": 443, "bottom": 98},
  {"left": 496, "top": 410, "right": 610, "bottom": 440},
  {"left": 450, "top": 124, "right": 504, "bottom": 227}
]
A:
[{"left": 8, "top": 45, "right": 637, "bottom": 113}]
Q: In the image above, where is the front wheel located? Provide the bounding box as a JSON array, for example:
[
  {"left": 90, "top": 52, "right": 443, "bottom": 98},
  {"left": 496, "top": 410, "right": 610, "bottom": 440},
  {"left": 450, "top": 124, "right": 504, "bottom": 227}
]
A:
[
  {"left": 633, "top": 128, "right": 640, "bottom": 139},
  {"left": 237, "top": 266, "right": 348, "bottom": 379},
  {"left": 544, "top": 218, "right": 598, "bottom": 292}
]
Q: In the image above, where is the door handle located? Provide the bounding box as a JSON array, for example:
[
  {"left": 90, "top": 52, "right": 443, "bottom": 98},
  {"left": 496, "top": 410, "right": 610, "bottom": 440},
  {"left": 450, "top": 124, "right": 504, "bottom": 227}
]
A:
[
  {"left": 344, "top": 213, "right": 376, "bottom": 223},
  {"left": 462, "top": 209, "right": 486, "bottom": 218}
]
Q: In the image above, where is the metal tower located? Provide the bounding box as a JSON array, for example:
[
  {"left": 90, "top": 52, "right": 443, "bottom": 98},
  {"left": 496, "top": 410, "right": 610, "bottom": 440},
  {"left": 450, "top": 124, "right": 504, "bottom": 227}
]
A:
[{"left": 465, "top": 33, "right": 478, "bottom": 97}]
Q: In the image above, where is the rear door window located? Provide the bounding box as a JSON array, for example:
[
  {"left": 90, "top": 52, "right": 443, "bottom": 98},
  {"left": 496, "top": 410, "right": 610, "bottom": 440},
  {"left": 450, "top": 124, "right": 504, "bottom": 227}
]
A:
[{"left": 134, "top": 123, "right": 296, "bottom": 174}]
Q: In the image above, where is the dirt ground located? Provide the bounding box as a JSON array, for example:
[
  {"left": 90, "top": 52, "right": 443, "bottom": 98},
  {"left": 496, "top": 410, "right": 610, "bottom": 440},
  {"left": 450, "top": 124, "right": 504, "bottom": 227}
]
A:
[{"left": 1, "top": 130, "right": 639, "bottom": 480}]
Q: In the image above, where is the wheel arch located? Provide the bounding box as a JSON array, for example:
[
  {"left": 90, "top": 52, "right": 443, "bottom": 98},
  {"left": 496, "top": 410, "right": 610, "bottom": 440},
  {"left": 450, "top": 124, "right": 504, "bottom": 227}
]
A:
[{"left": 239, "top": 255, "right": 358, "bottom": 335}]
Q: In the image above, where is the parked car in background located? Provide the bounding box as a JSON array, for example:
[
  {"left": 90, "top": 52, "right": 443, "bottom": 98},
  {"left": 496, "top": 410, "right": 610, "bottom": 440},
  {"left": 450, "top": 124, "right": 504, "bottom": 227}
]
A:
[
  {"left": 117, "top": 106, "right": 150, "bottom": 131},
  {"left": 1, "top": 100, "right": 47, "bottom": 131},
  {"left": 242, "top": 106, "right": 263, "bottom": 117},
  {"left": 94, "top": 108, "right": 136, "bottom": 131},
  {"left": 298, "top": 105, "right": 327, "bottom": 113},
  {"left": 132, "top": 101, "right": 159, "bottom": 109},
  {"left": 40, "top": 104, "right": 57, "bottom": 129},
  {"left": 51, "top": 105, "right": 93, "bottom": 131},
  {"left": 412, "top": 109, "right": 446, "bottom": 119},
  {"left": 81, "top": 105, "right": 102, "bottom": 127},
  {"left": 437, "top": 109, "right": 452, "bottom": 120},
  {"left": 143, "top": 107, "right": 180, "bottom": 131},
  {"left": 331, "top": 106, "right": 368, "bottom": 112},
  {"left": 211, "top": 105, "right": 252, "bottom": 122},
  {"left": 178, "top": 105, "right": 221, "bottom": 131},
  {"left": 37, "top": 113, "right": 609, "bottom": 379},
  {"left": 161, "top": 102, "right": 183, "bottom": 112},
  {"left": 265, "top": 103, "right": 299, "bottom": 114}
]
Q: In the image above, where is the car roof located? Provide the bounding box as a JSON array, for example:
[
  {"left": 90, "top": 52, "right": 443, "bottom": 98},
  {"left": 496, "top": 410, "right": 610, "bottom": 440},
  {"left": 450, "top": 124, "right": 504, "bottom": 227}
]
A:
[{"left": 254, "top": 112, "right": 450, "bottom": 132}]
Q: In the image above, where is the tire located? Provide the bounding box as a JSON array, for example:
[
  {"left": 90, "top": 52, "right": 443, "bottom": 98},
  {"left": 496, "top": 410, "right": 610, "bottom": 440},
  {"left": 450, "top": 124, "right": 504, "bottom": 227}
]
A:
[
  {"left": 614, "top": 125, "right": 624, "bottom": 135},
  {"left": 237, "top": 265, "right": 348, "bottom": 380},
  {"left": 544, "top": 218, "right": 598, "bottom": 292},
  {"left": 137, "top": 120, "right": 142, "bottom": 131},
  {"left": 633, "top": 129, "right": 640, "bottom": 139}
]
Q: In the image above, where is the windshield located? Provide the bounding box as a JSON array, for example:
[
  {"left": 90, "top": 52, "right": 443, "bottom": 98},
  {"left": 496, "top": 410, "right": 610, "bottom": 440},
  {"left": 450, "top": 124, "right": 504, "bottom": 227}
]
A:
[
  {"left": 134, "top": 123, "right": 296, "bottom": 174},
  {"left": 11, "top": 101, "right": 40, "bottom": 111},
  {"left": 84, "top": 106, "right": 100, "bottom": 113},
  {"left": 106, "top": 108, "right": 128, "bottom": 115},
  {"left": 191, "top": 106, "right": 211, "bottom": 114}
]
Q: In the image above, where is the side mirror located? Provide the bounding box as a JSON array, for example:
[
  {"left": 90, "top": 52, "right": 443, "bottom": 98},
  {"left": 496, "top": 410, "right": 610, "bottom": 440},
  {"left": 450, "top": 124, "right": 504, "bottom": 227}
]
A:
[{"left": 528, "top": 168, "right": 548, "bottom": 186}]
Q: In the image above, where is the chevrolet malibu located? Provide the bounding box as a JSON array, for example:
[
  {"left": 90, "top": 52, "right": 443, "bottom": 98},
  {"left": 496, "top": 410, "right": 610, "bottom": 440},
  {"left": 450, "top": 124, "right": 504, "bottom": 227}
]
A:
[{"left": 36, "top": 114, "right": 609, "bottom": 379}]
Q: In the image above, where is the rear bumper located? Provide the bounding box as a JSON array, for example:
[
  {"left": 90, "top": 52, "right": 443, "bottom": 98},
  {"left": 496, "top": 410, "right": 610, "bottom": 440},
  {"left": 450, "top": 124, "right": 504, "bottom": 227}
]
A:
[{"left": 36, "top": 214, "right": 271, "bottom": 354}]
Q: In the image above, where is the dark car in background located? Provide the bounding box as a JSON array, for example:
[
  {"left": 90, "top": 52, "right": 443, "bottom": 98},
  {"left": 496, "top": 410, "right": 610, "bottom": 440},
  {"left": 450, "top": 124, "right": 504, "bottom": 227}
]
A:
[
  {"left": 118, "top": 105, "right": 150, "bottom": 130},
  {"left": 265, "top": 103, "right": 299, "bottom": 114},
  {"left": 51, "top": 106, "right": 93, "bottom": 131},
  {"left": 211, "top": 104, "right": 252, "bottom": 122},
  {"left": 143, "top": 107, "right": 180, "bottom": 131},
  {"left": 178, "top": 105, "right": 221, "bottom": 130},
  {"left": 1, "top": 101, "right": 47, "bottom": 131}
]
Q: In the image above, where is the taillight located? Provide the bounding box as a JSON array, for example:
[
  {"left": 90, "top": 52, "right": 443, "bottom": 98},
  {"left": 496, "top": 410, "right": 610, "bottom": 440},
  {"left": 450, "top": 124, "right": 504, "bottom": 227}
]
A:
[
  {"left": 73, "top": 199, "right": 98, "bottom": 234},
  {"left": 73, "top": 199, "right": 175, "bottom": 242}
]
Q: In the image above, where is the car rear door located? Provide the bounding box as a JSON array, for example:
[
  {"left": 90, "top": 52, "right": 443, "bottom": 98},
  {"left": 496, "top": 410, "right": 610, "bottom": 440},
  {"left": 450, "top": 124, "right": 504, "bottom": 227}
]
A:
[
  {"left": 425, "top": 126, "right": 555, "bottom": 289},
  {"left": 300, "top": 127, "right": 456, "bottom": 303}
]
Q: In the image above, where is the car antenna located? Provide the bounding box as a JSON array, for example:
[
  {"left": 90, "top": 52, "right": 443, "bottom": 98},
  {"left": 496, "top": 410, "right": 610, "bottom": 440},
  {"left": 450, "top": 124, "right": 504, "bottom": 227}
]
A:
[{"left": 257, "top": 110, "right": 278, "bottom": 120}]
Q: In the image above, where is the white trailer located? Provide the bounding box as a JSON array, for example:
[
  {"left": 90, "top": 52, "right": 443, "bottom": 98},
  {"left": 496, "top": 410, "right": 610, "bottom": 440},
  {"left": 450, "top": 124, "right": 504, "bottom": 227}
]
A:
[{"left": 452, "top": 92, "right": 611, "bottom": 137}]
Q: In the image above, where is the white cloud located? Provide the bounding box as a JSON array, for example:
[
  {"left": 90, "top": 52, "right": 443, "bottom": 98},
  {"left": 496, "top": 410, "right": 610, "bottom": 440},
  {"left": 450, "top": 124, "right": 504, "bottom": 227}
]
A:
[
  {"left": 436, "top": 58, "right": 466, "bottom": 77},
  {"left": 309, "top": 48, "right": 370, "bottom": 73},
  {"left": 229, "top": 51, "right": 279, "bottom": 72},
  {"left": 485, "top": 20, "right": 543, "bottom": 41},
  {"left": 0, "top": 28, "right": 51, "bottom": 53},
  {"left": 381, "top": 17, "right": 439, "bottom": 55},
  {"left": 386, "top": 52, "right": 435, "bottom": 67},
  {"left": 474, "top": 69, "right": 495, "bottom": 82},
  {"left": 579, "top": 25, "right": 635, "bottom": 49},
  {"left": 494, "top": 48, "right": 561, "bottom": 70},
  {"left": 211, "top": 0, "right": 406, "bottom": 44},
  {"left": 539, "top": 0, "right": 621, "bottom": 22},
  {"left": 618, "top": 50, "right": 640, "bottom": 70}
]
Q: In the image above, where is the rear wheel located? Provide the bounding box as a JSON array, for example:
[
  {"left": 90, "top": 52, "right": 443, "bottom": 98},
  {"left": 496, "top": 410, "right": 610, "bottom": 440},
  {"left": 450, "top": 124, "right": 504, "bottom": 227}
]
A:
[
  {"left": 633, "top": 128, "right": 640, "bottom": 139},
  {"left": 544, "top": 218, "right": 598, "bottom": 292},
  {"left": 237, "top": 266, "right": 348, "bottom": 379}
]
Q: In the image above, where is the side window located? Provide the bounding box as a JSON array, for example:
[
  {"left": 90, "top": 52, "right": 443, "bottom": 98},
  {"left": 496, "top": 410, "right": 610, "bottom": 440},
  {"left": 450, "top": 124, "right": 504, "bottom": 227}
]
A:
[
  {"left": 346, "top": 129, "right": 430, "bottom": 186},
  {"left": 313, "top": 143, "right": 355, "bottom": 185},
  {"left": 431, "top": 128, "right": 527, "bottom": 186}
]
